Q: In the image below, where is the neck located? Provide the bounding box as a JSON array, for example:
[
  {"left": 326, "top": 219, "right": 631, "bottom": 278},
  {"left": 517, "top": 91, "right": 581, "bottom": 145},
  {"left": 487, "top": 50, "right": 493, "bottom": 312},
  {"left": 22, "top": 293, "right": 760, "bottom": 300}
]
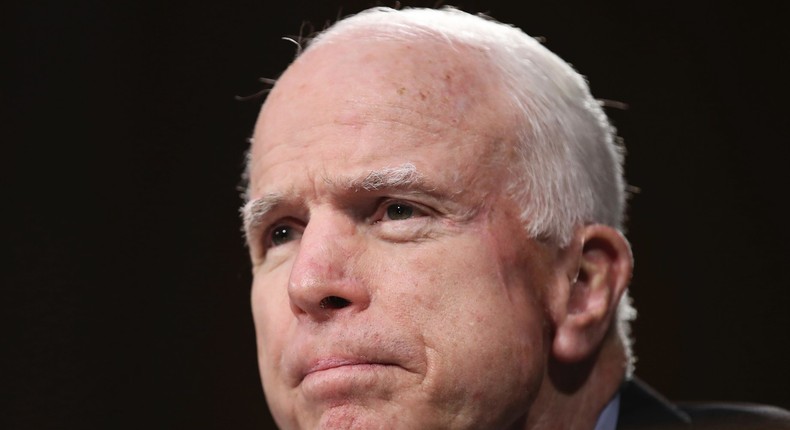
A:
[{"left": 515, "top": 334, "right": 628, "bottom": 430}]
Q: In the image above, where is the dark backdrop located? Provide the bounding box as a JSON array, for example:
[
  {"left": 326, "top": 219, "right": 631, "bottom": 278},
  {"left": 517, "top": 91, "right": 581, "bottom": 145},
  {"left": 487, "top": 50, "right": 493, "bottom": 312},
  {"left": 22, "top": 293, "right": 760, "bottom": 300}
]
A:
[{"left": 6, "top": 1, "right": 789, "bottom": 429}]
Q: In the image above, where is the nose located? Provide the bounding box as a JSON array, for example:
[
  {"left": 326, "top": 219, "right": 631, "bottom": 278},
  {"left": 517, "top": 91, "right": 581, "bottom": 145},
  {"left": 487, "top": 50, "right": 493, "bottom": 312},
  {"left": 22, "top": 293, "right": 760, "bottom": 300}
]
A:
[{"left": 287, "top": 209, "right": 371, "bottom": 321}]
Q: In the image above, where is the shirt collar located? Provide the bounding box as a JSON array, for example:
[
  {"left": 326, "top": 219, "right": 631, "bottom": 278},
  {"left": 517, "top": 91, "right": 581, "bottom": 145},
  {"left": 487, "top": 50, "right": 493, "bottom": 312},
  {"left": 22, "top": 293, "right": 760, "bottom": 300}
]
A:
[{"left": 593, "top": 392, "right": 621, "bottom": 430}]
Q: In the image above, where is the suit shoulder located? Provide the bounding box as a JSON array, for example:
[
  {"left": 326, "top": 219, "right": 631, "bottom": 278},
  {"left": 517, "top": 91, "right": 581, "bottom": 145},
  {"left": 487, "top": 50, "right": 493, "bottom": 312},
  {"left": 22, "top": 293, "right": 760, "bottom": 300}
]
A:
[
  {"left": 679, "top": 402, "right": 790, "bottom": 430},
  {"left": 617, "top": 377, "right": 790, "bottom": 430}
]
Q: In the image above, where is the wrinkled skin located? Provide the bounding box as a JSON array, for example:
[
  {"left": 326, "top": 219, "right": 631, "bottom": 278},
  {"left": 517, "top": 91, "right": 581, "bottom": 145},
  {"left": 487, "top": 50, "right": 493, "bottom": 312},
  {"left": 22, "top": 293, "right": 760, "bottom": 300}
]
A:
[{"left": 245, "top": 37, "right": 569, "bottom": 429}]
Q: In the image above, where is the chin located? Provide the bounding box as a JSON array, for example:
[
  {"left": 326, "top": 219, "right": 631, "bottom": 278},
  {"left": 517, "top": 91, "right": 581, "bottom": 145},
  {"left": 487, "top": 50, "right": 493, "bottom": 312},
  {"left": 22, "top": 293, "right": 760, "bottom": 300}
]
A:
[
  {"left": 317, "top": 405, "right": 393, "bottom": 429},
  {"left": 278, "top": 399, "right": 452, "bottom": 430},
  {"left": 275, "top": 403, "right": 409, "bottom": 430}
]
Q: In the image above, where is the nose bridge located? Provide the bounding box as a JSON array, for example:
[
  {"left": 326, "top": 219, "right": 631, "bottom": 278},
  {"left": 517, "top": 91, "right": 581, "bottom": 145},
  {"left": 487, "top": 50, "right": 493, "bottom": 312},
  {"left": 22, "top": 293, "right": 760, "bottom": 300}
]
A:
[{"left": 287, "top": 207, "right": 370, "bottom": 320}]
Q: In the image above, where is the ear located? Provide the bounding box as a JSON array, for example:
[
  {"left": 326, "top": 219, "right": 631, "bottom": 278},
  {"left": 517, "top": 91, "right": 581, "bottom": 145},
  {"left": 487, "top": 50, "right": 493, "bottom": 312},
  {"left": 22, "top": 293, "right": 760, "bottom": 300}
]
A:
[{"left": 552, "top": 224, "right": 633, "bottom": 363}]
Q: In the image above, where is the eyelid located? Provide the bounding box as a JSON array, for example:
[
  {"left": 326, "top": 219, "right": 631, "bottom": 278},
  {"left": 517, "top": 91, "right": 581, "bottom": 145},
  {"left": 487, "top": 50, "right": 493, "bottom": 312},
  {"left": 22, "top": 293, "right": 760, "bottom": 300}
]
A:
[
  {"left": 262, "top": 217, "right": 305, "bottom": 251},
  {"left": 373, "top": 198, "right": 431, "bottom": 223}
]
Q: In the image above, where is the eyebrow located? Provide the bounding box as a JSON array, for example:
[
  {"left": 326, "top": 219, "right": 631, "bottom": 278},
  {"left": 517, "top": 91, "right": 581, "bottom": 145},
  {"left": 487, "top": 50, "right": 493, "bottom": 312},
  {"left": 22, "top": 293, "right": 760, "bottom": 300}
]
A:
[
  {"left": 241, "top": 193, "right": 283, "bottom": 240},
  {"left": 241, "top": 163, "right": 432, "bottom": 240},
  {"left": 344, "top": 162, "right": 423, "bottom": 191}
]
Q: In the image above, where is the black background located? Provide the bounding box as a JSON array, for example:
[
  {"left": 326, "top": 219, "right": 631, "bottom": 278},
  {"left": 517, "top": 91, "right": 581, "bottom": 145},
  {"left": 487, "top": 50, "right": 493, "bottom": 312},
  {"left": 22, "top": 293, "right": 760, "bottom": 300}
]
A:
[{"left": 5, "top": 1, "right": 789, "bottom": 429}]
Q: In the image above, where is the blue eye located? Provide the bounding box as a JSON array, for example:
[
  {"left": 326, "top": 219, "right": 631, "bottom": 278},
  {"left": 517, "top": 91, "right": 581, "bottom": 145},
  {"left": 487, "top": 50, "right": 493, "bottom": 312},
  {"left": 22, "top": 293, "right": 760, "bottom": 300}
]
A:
[{"left": 386, "top": 203, "right": 414, "bottom": 220}]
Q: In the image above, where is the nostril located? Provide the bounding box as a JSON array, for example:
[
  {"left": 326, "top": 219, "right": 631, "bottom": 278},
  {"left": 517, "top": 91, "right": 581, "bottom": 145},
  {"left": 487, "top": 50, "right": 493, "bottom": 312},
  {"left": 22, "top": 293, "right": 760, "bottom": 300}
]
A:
[{"left": 319, "top": 296, "right": 351, "bottom": 310}]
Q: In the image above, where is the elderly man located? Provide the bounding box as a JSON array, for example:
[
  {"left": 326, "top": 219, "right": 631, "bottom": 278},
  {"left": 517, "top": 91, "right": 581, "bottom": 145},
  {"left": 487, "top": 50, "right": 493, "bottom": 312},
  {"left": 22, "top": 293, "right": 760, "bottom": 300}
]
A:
[{"left": 241, "top": 7, "right": 789, "bottom": 430}]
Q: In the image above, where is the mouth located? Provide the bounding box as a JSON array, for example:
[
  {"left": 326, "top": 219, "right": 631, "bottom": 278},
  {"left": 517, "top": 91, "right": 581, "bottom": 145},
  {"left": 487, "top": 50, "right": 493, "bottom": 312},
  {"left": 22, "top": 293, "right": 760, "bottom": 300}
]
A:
[
  {"left": 298, "top": 357, "right": 404, "bottom": 401},
  {"left": 303, "top": 357, "right": 396, "bottom": 380},
  {"left": 283, "top": 335, "right": 426, "bottom": 392}
]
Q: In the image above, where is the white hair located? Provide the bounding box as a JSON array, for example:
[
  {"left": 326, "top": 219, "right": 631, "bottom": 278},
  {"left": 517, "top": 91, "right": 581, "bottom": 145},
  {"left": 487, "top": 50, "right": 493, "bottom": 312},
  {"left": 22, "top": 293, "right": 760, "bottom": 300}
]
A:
[{"left": 274, "top": 7, "right": 637, "bottom": 373}]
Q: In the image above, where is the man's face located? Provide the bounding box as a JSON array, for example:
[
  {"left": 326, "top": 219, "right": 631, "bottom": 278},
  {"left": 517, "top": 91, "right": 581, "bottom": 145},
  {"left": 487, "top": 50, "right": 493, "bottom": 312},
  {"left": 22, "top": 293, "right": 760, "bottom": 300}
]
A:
[{"left": 245, "top": 37, "right": 564, "bottom": 429}]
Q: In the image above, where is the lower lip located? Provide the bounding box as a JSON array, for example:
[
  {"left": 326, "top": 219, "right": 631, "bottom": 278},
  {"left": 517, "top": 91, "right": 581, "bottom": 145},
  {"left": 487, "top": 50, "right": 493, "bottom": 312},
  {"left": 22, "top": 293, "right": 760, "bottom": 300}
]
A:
[{"left": 301, "top": 363, "right": 396, "bottom": 401}]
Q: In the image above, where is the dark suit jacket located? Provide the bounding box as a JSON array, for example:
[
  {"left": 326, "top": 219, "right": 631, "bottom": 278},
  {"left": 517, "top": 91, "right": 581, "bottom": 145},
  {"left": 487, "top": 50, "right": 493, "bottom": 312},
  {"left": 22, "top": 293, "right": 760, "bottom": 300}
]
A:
[{"left": 618, "top": 378, "right": 790, "bottom": 429}]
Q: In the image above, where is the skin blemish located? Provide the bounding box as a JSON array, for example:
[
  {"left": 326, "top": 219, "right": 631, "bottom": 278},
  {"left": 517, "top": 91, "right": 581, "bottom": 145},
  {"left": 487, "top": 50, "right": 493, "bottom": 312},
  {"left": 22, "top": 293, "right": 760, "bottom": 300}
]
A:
[
  {"left": 397, "top": 86, "right": 407, "bottom": 95},
  {"left": 335, "top": 109, "right": 364, "bottom": 127}
]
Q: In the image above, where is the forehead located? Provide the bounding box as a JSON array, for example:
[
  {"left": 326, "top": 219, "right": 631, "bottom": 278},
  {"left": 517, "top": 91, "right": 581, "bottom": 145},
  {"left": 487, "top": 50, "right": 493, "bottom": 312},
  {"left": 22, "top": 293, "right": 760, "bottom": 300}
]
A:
[{"left": 248, "top": 33, "right": 516, "bottom": 198}]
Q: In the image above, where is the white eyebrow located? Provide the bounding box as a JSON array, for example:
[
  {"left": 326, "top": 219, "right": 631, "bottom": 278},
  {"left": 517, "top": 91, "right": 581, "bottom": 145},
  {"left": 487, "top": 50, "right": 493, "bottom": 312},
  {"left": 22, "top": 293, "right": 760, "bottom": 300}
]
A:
[
  {"left": 347, "top": 162, "right": 422, "bottom": 191},
  {"left": 241, "top": 193, "right": 283, "bottom": 240},
  {"left": 241, "top": 163, "right": 428, "bottom": 240}
]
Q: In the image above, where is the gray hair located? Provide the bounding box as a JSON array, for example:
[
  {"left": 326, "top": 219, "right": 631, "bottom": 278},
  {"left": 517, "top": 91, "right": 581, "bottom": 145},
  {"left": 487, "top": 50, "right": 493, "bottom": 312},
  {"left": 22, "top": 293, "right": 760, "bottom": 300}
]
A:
[{"left": 257, "top": 6, "right": 637, "bottom": 374}]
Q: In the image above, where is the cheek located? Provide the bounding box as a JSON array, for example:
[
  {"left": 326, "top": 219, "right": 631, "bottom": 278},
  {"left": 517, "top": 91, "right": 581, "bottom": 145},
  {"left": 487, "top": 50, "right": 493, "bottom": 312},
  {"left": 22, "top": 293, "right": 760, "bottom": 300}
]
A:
[
  {"left": 380, "top": 236, "right": 548, "bottom": 407},
  {"left": 251, "top": 270, "right": 293, "bottom": 374},
  {"left": 251, "top": 270, "right": 303, "bottom": 427}
]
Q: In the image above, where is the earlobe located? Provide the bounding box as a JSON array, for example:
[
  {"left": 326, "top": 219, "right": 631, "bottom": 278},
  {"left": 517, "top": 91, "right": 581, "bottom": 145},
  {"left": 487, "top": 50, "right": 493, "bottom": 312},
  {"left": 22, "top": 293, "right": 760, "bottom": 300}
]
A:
[{"left": 552, "top": 225, "right": 633, "bottom": 363}]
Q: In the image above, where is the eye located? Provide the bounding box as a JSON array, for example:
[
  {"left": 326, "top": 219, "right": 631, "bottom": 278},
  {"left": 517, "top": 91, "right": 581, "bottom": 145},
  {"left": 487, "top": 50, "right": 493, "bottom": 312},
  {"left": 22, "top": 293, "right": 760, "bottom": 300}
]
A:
[
  {"left": 376, "top": 200, "right": 429, "bottom": 224},
  {"left": 385, "top": 202, "right": 414, "bottom": 220},
  {"left": 268, "top": 223, "right": 302, "bottom": 248},
  {"left": 371, "top": 200, "right": 433, "bottom": 242}
]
